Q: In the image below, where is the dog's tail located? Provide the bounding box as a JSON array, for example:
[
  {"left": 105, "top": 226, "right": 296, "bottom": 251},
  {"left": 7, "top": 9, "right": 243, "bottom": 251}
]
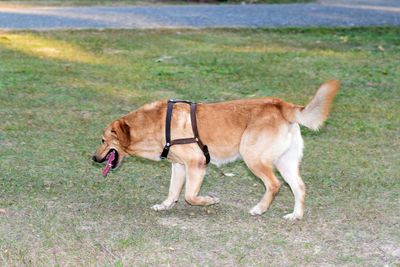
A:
[{"left": 283, "top": 80, "right": 340, "bottom": 130}]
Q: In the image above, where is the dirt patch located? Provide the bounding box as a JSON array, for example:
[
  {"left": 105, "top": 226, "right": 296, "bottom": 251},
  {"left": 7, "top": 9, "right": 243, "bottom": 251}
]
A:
[
  {"left": 380, "top": 244, "right": 400, "bottom": 260},
  {"left": 158, "top": 216, "right": 210, "bottom": 232}
]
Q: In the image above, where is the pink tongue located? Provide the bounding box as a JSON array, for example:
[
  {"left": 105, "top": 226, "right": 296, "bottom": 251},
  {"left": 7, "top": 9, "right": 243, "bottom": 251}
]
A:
[{"left": 102, "top": 150, "right": 115, "bottom": 177}]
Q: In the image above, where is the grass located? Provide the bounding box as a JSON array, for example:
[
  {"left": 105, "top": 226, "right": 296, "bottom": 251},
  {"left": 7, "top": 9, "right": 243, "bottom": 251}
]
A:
[
  {"left": 0, "top": 27, "right": 399, "bottom": 266},
  {"left": 0, "top": 0, "right": 313, "bottom": 7}
]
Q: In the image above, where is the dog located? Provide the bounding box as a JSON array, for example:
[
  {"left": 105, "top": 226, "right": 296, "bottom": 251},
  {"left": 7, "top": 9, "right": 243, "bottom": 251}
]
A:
[{"left": 93, "top": 80, "right": 339, "bottom": 220}]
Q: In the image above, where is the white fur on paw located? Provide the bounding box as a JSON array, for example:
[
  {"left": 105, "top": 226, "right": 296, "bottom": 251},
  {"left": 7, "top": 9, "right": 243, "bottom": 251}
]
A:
[
  {"left": 151, "top": 203, "right": 169, "bottom": 211},
  {"left": 283, "top": 212, "right": 302, "bottom": 220},
  {"left": 152, "top": 200, "right": 177, "bottom": 211},
  {"left": 249, "top": 205, "right": 263, "bottom": 216}
]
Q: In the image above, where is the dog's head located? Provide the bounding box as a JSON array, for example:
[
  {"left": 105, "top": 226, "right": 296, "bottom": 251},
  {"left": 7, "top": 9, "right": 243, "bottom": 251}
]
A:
[{"left": 92, "top": 118, "right": 131, "bottom": 169}]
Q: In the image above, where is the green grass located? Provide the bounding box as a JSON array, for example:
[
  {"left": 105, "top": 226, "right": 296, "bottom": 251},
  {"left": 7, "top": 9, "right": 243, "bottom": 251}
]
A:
[
  {"left": 0, "top": 0, "right": 313, "bottom": 7},
  {"left": 0, "top": 28, "right": 399, "bottom": 266}
]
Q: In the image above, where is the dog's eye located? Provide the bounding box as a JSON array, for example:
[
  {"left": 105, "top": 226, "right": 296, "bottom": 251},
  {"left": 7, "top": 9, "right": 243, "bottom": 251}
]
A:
[{"left": 101, "top": 139, "right": 105, "bottom": 144}]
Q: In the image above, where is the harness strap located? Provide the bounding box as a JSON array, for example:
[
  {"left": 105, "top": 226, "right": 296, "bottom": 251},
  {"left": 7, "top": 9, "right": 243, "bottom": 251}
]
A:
[{"left": 160, "top": 99, "right": 210, "bottom": 164}]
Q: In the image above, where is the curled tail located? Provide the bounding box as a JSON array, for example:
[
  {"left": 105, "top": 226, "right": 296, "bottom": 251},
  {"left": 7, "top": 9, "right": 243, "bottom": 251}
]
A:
[{"left": 283, "top": 80, "right": 340, "bottom": 130}]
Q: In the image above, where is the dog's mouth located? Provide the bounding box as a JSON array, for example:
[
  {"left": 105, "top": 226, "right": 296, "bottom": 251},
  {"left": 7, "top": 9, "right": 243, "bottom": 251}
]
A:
[
  {"left": 105, "top": 149, "right": 119, "bottom": 169},
  {"left": 95, "top": 149, "right": 119, "bottom": 168}
]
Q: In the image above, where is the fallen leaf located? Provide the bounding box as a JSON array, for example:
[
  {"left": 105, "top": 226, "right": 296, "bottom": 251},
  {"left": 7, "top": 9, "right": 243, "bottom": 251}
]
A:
[
  {"left": 339, "top": 36, "right": 348, "bottom": 43},
  {"left": 155, "top": 55, "right": 173, "bottom": 63}
]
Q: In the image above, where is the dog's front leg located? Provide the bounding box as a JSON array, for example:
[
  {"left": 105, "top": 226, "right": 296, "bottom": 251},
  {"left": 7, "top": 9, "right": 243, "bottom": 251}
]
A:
[
  {"left": 151, "top": 163, "right": 186, "bottom": 211},
  {"left": 184, "top": 161, "right": 219, "bottom": 206}
]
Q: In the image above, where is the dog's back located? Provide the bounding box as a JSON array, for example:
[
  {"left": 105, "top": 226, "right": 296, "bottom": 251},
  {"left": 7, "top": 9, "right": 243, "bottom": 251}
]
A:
[{"left": 194, "top": 80, "right": 340, "bottom": 163}]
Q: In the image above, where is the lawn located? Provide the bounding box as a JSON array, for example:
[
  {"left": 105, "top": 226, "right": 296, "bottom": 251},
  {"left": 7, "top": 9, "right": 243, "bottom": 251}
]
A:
[{"left": 0, "top": 28, "right": 399, "bottom": 266}]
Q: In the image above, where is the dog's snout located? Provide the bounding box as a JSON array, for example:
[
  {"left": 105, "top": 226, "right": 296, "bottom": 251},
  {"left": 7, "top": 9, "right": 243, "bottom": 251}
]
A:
[
  {"left": 92, "top": 155, "right": 99, "bottom": 162},
  {"left": 92, "top": 153, "right": 108, "bottom": 164}
]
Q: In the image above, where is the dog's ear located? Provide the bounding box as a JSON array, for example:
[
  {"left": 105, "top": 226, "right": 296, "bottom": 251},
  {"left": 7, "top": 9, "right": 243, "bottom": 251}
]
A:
[{"left": 112, "top": 119, "right": 131, "bottom": 148}]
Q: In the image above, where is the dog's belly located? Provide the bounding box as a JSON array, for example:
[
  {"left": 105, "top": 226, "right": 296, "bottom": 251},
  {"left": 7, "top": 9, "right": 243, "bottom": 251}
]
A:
[{"left": 210, "top": 153, "right": 242, "bottom": 167}]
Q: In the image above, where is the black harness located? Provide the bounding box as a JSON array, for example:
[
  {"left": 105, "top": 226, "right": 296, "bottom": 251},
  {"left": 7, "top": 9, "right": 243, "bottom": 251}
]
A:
[{"left": 160, "top": 99, "right": 210, "bottom": 164}]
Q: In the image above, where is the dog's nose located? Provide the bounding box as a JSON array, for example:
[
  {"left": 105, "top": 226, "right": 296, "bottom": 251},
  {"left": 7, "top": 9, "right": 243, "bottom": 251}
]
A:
[{"left": 92, "top": 155, "right": 98, "bottom": 162}]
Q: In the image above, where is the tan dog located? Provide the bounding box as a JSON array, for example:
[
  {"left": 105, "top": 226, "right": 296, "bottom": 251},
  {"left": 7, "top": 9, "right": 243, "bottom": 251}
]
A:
[{"left": 93, "top": 80, "right": 339, "bottom": 220}]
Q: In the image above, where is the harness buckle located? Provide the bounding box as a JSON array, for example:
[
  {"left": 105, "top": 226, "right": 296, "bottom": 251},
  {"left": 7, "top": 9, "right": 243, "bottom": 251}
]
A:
[
  {"left": 160, "top": 145, "right": 170, "bottom": 159},
  {"left": 202, "top": 145, "right": 210, "bottom": 164}
]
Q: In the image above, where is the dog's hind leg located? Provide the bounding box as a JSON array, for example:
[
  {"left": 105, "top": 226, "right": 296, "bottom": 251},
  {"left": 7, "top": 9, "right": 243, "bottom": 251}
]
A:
[
  {"left": 184, "top": 160, "right": 220, "bottom": 206},
  {"left": 152, "top": 163, "right": 186, "bottom": 211},
  {"left": 240, "top": 126, "right": 282, "bottom": 216},
  {"left": 244, "top": 158, "right": 281, "bottom": 216},
  {"left": 274, "top": 124, "right": 305, "bottom": 220}
]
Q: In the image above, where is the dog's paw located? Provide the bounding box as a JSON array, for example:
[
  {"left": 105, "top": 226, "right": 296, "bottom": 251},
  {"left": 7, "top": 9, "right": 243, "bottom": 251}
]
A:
[
  {"left": 249, "top": 205, "right": 263, "bottom": 216},
  {"left": 151, "top": 201, "right": 175, "bottom": 211},
  {"left": 211, "top": 196, "right": 220, "bottom": 204},
  {"left": 151, "top": 204, "right": 167, "bottom": 211},
  {"left": 207, "top": 193, "right": 220, "bottom": 204},
  {"left": 283, "top": 212, "right": 303, "bottom": 220}
]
